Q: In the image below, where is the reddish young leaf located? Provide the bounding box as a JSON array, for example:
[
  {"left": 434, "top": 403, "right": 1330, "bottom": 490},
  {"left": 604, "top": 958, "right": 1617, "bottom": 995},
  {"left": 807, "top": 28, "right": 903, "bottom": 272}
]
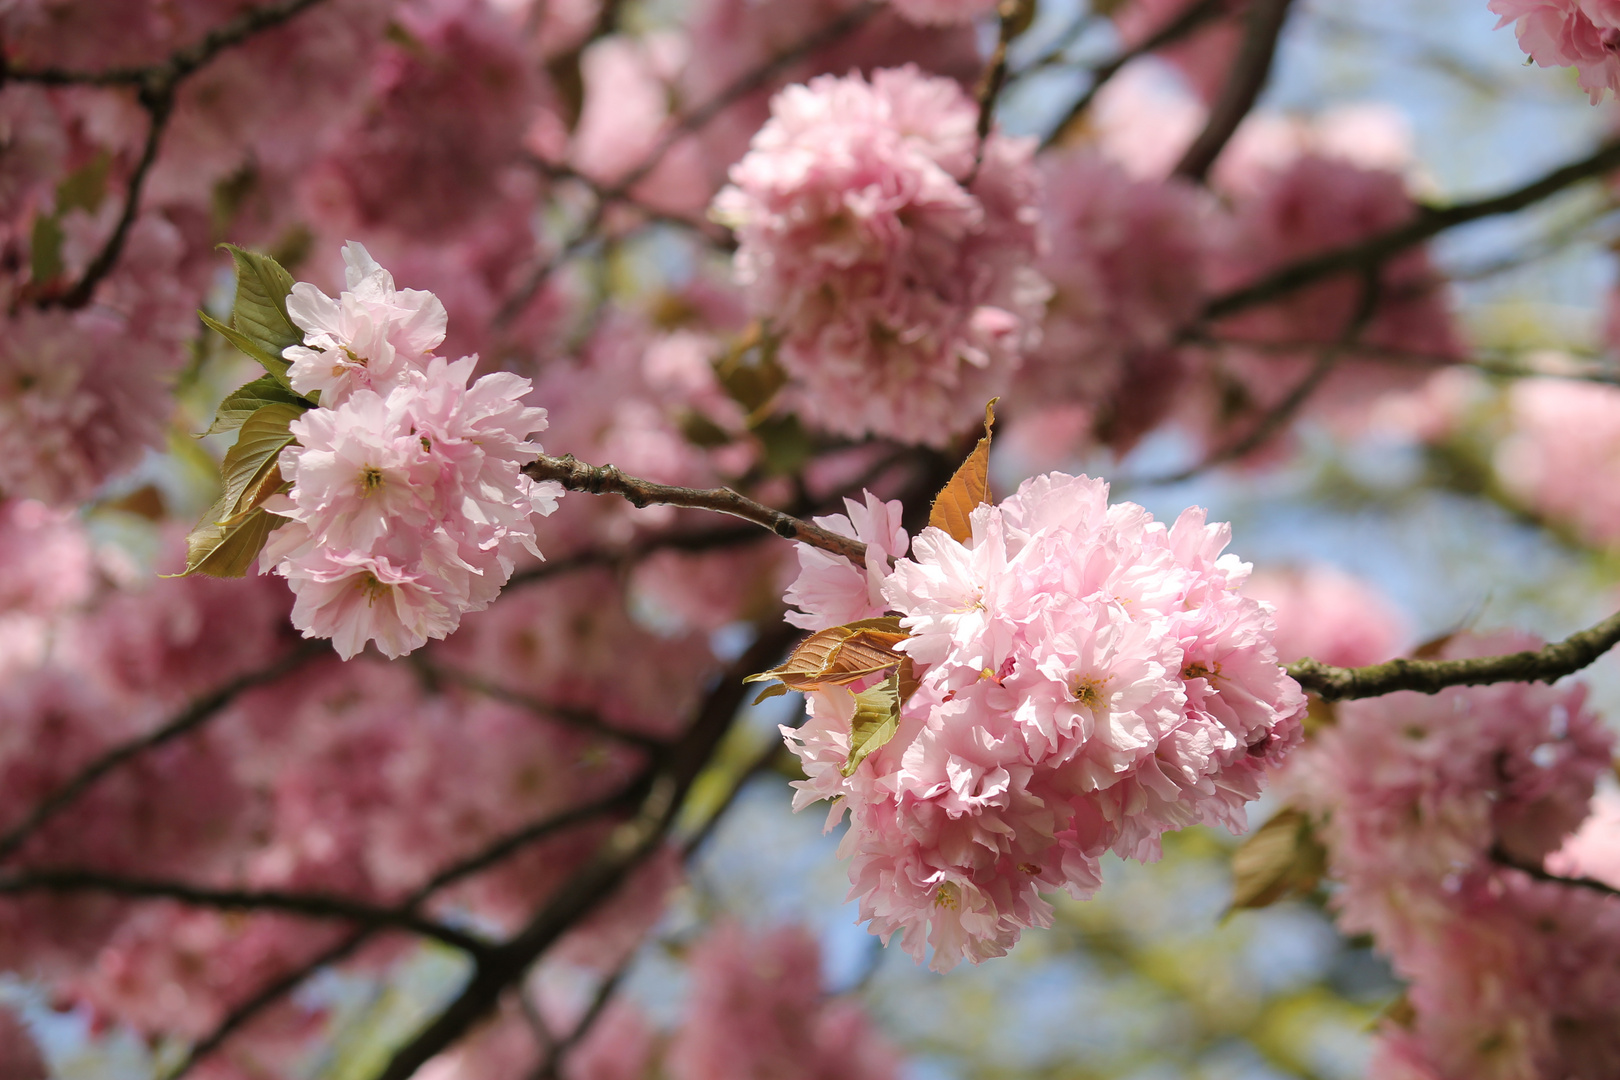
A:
[{"left": 928, "top": 399, "right": 997, "bottom": 543}]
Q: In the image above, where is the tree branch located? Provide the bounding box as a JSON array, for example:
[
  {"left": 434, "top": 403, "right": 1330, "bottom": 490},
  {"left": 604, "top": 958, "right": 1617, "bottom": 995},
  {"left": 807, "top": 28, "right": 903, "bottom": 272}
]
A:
[
  {"left": 1173, "top": 0, "right": 1296, "bottom": 182},
  {"left": 4, "top": 0, "right": 329, "bottom": 86},
  {"left": 495, "top": 2, "right": 880, "bottom": 327},
  {"left": 11, "top": 0, "right": 330, "bottom": 308},
  {"left": 1201, "top": 136, "right": 1620, "bottom": 323},
  {"left": 524, "top": 453, "right": 868, "bottom": 563},
  {"left": 165, "top": 780, "right": 646, "bottom": 1079},
  {"left": 0, "top": 642, "right": 322, "bottom": 864},
  {"left": 1288, "top": 608, "right": 1620, "bottom": 701},
  {"left": 1142, "top": 269, "right": 1380, "bottom": 485},
  {"left": 368, "top": 621, "right": 800, "bottom": 1080},
  {"left": 0, "top": 870, "right": 492, "bottom": 955},
  {"left": 1493, "top": 847, "right": 1620, "bottom": 900},
  {"left": 415, "top": 660, "right": 670, "bottom": 751},
  {"left": 1043, "top": 0, "right": 1229, "bottom": 148}
]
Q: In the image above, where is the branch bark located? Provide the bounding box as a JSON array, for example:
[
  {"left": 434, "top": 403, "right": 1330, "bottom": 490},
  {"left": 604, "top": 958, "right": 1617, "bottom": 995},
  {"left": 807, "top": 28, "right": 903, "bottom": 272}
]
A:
[
  {"left": 523, "top": 453, "right": 869, "bottom": 563},
  {"left": 1201, "top": 136, "right": 1620, "bottom": 324},
  {"left": 1288, "top": 608, "right": 1620, "bottom": 701},
  {"left": 1173, "top": 0, "right": 1296, "bottom": 182},
  {"left": 368, "top": 621, "right": 800, "bottom": 1080},
  {"left": 0, "top": 870, "right": 492, "bottom": 955},
  {"left": 0, "top": 642, "right": 322, "bottom": 864}
]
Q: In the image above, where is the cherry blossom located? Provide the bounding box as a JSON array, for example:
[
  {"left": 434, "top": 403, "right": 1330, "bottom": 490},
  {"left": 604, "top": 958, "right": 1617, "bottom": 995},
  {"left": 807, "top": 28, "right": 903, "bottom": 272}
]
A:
[
  {"left": 784, "top": 473, "right": 1306, "bottom": 969},
  {"left": 264, "top": 354, "right": 562, "bottom": 659},
  {"left": 1490, "top": 0, "right": 1620, "bottom": 102},
  {"left": 713, "top": 66, "right": 1049, "bottom": 445}
]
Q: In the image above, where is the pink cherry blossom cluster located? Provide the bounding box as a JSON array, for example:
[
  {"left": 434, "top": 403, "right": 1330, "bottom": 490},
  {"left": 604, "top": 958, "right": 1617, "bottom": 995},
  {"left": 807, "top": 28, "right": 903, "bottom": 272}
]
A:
[
  {"left": 1495, "top": 377, "right": 1620, "bottom": 547},
  {"left": 1282, "top": 632, "right": 1619, "bottom": 1079},
  {"left": 564, "top": 920, "right": 900, "bottom": 1080},
  {"left": 1490, "top": 0, "right": 1620, "bottom": 102},
  {"left": 260, "top": 243, "right": 563, "bottom": 659},
  {"left": 712, "top": 65, "right": 1049, "bottom": 446},
  {"left": 782, "top": 474, "right": 1306, "bottom": 969}
]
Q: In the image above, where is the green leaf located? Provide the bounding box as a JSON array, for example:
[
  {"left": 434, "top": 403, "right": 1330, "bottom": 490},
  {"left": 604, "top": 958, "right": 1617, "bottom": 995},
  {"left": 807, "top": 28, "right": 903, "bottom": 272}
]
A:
[
  {"left": 1225, "top": 808, "right": 1327, "bottom": 916},
  {"left": 181, "top": 401, "right": 302, "bottom": 577},
  {"left": 207, "top": 244, "right": 302, "bottom": 384},
  {"left": 203, "top": 375, "right": 311, "bottom": 437},
  {"left": 751, "top": 683, "right": 790, "bottom": 707},
  {"left": 182, "top": 505, "right": 280, "bottom": 578},
  {"left": 56, "top": 154, "right": 111, "bottom": 215},
  {"left": 201, "top": 311, "right": 291, "bottom": 386},
  {"left": 221, "top": 402, "right": 302, "bottom": 507},
  {"left": 842, "top": 674, "right": 901, "bottom": 778},
  {"left": 30, "top": 214, "right": 64, "bottom": 284}
]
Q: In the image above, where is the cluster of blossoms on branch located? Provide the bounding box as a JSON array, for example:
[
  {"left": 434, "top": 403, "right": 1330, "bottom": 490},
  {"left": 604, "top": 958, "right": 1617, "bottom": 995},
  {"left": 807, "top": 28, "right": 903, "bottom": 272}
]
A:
[
  {"left": 775, "top": 467, "right": 1305, "bottom": 969},
  {"left": 261, "top": 243, "right": 563, "bottom": 659}
]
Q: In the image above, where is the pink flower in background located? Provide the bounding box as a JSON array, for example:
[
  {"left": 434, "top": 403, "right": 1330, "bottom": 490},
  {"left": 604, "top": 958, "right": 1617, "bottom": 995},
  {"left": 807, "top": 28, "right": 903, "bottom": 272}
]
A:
[
  {"left": 713, "top": 66, "right": 1049, "bottom": 445},
  {"left": 1109, "top": 0, "right": 1247, "bottom": 102},
  {"left": 1015, "top": 151, "right": 1209, "bottom": 452},
  {"left": 889, "top": 0, "right": 999, "bottom": 24},
  {"left": 1490, "top": 0, "right": 1620, "bottom": 102},
  {"left": 284, "top": 241, "right": 448, "bottom": 405},
  {"left": 1242, "top": 565, "right": 1407, "bottom": 668},
  {"left": 666, "top": 921, "right": 900, "bottom": 1080},
  {"left": 1495, "top": 377, "right": 1620, "bottom": 546},
  {"left": 0, "top": 307, "right": 176, "bottom": 506},
  {"left": 1548, "top": 788, "right": 1620, "bottom": 888},
  {"left": 1284, "top": 632, "right": 1618, "bottom": 1079},
  {"left": 786, "top": 472, "right": 1305, "bottom": 969}
]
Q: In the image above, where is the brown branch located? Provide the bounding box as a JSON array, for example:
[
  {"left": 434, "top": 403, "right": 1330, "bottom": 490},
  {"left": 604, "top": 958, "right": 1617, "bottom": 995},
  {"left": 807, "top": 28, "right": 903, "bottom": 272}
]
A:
[
  {"left": 0, "top": 870, "right": 492, "bottom": 955},
  {"left": 1042, "top": 0, "right": 1229, "bottom": 148},
  {"left": 416, "top": 660, "right": 670, "bottom": 751},
  {"left": 1172, "top": 0, "right": 1296, "bottom": 182},
  {"left": 0, "top": 642, "right": 322, "bottom": 864},
  {"left": 1143, "top": 269, "right": 1380, "bottom": 485},
  {"left": 1201, "top": 136, "right": 1620, "bottom": 323},
  {"left": 47, "top": 88, "right": 171, "bottom": 309},
  {"left": 1493, "top": 846, "right": 1620, "bottom": 900},
  {"left": 1288, "top": 608, "right": 1620, "bottom": 702},
  {"left": 11, "top": 0, "right": 330, "bottom": 308},
  {"left": 968, "top": 1, "right": 1030, "bottom": 183},
  {"left": 164, "top": 928, "right": 373, "bottom": 1080},
  {"left": 524, "top": 453, "right": 868, "bottom": 563},
  {"left": 165, "top": 780, "right": 647, "bottom": 1079},
  {"left": 368, "top": 621, "right": 800, "bottom": 1080},
  {"left": 495, "top": 2, "right": 880, "bottom": 327},
  {"left": 4, "top": 0, "right": 328, "bottom": 86}
]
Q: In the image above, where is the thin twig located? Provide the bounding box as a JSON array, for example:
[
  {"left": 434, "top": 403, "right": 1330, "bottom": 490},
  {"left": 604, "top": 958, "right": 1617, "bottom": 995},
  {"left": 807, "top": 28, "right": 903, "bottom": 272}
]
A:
[
  {"left": 523, "top": 453, "right": 868, "bottom": 563},
  {"left": 0, "top": 870, "right": 492, "bottom": 955},
  {"left": 495, "top": 2, "right": 880, "bottom": 326},
  {"left": 0, "top": 642, "right": 323, "bottom": 864},
  {"left": 1201, "top": 136, "right": 1620, "bottom": 323},
  {"left": 1143, "top": 270, "right": 1380, "bottom": 485},
  {"left": 1289, "top": 608, "right": 1620, "bottom": 701},
  {"left": 368, "top": 622, "right": 800, "bottom": 1080},
  {"left": 5, "top": 0, "right": 328, "bottom": 86},
  {"left": 968, "top": 0, "right": 1028, "bottom": 183},
  {"left": 1042, "top": 0, "right": 1229, "bottom": 148},
  {"left": 418, "top": 660, "right": 670, "bottom": 751},
  {"left": 530, "top": 963, "right": 631, "bottom": 1080},
  {"left": 1173, "top": 0, "right": 1296, "bottom": 182},
  {"left": 164, "top": 781, "right": 647, "bottom": 1079},
  {"left": 11, "top": 0, "right": 330, "bottom": 308},
  {"left": 1493, "top": 847, "right": 1620, "bottom": 900}
]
